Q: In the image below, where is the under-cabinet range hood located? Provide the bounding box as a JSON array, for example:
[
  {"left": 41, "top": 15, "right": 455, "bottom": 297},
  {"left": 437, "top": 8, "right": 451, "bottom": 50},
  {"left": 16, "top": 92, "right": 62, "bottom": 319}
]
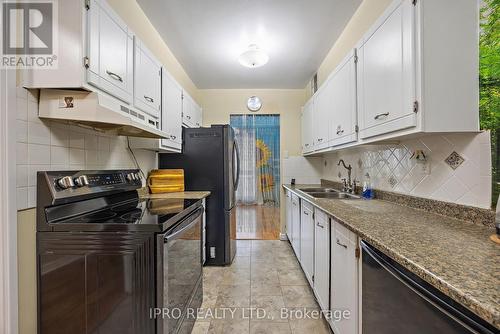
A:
[{"left": 39, "top": 89, "right": 166, "bottom": 139}]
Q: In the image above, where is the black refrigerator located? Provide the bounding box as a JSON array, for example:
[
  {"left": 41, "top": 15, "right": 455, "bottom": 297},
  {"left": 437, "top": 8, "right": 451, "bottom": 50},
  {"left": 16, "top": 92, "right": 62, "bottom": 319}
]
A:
[{"left": 159, "top": 125, "right": 240, "bottom": 265}]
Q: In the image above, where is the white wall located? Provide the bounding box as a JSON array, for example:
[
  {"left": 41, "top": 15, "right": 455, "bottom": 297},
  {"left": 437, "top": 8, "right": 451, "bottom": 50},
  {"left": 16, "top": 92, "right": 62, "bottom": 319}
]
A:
[{"left": 322, "top": 132, "right": 492, "bottom": 209}]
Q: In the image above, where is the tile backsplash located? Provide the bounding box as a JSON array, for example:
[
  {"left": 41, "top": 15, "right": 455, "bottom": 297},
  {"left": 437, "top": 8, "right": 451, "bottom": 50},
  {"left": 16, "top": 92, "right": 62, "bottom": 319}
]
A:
[
  {"left": 282, "top": 156, "right": 323, "bottom": 185},
  {"left": 322, "top": 132, "right": 492, "bottom": 209},
  {"left": 16, "top": 88, "right": 157, "bottom": 210}
]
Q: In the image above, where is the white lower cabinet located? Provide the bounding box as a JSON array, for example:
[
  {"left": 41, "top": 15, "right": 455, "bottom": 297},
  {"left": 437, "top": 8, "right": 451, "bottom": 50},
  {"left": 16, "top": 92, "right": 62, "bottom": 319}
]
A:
[
  {"left": 286, "top": 190, "right": 360, "bottom": 334},
  {"left": 285, "top": 190, "right": 292, "bottom": 241},
  {"left": 300, "top": 201, "right": 314, "bottom": 286},
  {"left": 330, "top": 219, "right": 359, "bottom": 334},
  {"left": 313, "top": 209, "right": 330, "bottom": 311},
  {"left": 290, "top": 194, "right": 301, "bottom": 259}
]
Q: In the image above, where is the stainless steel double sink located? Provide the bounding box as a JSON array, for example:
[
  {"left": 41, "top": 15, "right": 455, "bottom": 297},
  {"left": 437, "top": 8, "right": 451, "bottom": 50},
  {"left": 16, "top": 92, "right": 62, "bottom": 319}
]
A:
[{"left": 299, "top": 187, "right": 361, "bottom": 200}]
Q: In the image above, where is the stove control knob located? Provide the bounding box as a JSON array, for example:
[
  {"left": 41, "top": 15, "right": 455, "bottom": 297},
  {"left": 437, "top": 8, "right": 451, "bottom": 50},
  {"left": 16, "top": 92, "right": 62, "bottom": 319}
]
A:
[
  {"left": 57, "top": 176, "right": 75, "bottom": 189},
  {"left": 134, "top": 173, "right": 141, "bottom": 181},
  {"left": 126, "top": 173, "right": 134, "bottom": 182},
  {"left": 74, "top": 175, "right": 89, "bottom": 187}
]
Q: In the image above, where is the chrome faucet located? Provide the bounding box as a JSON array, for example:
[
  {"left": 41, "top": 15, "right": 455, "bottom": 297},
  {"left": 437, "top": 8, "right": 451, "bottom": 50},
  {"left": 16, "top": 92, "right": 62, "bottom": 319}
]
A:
[{"left": 338, "top": 159, "right": 355, "bottom": 193}]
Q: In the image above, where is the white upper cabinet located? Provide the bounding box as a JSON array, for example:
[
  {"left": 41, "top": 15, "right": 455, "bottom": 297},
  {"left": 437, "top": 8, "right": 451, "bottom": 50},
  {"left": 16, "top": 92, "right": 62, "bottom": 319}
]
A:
[
  {"left": 302, "top": 0, "right": 479, "bottom": 156},
  {"left": 301, "top": 99, "right": 314, "bottom": 153},
  {"left": 129, "top": 69, "right": 183, "bottom": 152},
  {"left": 87, "top": 0, "right": 134, "bottom": 103},
  {"left": 160, "top": 71, "right": 183, "bottom": 151},
  {"left": 356, "top": 0, "right": 416, "bottom": 139},
  {"left": 182, "top": 93, "right": 202, "bottom": 128},
  {"left": 134, "top": 38, "right": 162, "bottom": 118},
  {"left": 313, "top": 84, "right": 331, "bottom": 150},
  {"left": 329, "top": 51, "right": 358, "bottom": 147}
]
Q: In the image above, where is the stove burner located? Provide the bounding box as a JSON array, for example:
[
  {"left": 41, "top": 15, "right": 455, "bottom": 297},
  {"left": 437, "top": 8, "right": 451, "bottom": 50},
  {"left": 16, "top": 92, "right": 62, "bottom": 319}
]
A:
[
  {"left": 78, "top": 211, "right": 117, "bottom": 223},
  {"left": 120, "top": 210, "right": 143, "bottom": 222}
]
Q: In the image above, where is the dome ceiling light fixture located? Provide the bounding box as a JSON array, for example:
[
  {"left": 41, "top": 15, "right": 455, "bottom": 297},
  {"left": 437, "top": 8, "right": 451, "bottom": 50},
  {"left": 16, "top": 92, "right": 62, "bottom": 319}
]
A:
[{"left": 238, "top": 44, "right": 269, "bottom": 68}]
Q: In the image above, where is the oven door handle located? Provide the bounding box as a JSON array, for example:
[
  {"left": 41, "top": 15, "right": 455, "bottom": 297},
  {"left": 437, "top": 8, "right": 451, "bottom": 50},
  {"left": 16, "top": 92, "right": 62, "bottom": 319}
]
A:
[{"left": 164, "top": 208, "right": 203, "bottom": 242}]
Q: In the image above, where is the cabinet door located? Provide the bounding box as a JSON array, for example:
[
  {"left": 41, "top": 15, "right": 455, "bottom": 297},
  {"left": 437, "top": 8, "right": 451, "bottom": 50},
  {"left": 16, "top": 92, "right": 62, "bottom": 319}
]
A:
[
  {"left": 314, "top": 209, "right": 330, "bottom": 311},
  {"left": 87, "top": 0, "right": 134, "bottom": 103},
  {"left": 301, "top": 99, "right": 314, "bottom": 153},
  {"left": 331, "top": 221, "right": 358, "bottom": 334},
  {"left": 291, "top": 194, "right": 301, "bottom": 259},
  {"left": 285, "top": 191, "right": 292, "bottom": 240},
  {"left": 357, "top": 0, "right": 416, "bottom": 139},
  {"left": 161, "top": 71, "right": 183, "bottom": 150},
  {"left": 329, "top": 52, "right": 358, "bottom": 147},
  {"left": 192, "top": 104, "right": 202, "bottom": 128},
  {"left": 313, "top": 85, "right": 331, "bottom": 149},
  {"left": 134, "top": 39, "right": 161, "bottom": 118},
  {"left": 300, "top": 202, "right": 314, "bottom": 286},
  {"left": 182, "top": 93, "right": 196, "bottom": 127}
]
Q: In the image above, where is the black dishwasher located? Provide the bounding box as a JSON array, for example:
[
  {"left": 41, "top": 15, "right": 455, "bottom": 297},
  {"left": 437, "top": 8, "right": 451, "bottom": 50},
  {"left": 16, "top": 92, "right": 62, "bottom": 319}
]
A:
[{"left": 361, "top": 241, "right": 498, "bottom": 334}]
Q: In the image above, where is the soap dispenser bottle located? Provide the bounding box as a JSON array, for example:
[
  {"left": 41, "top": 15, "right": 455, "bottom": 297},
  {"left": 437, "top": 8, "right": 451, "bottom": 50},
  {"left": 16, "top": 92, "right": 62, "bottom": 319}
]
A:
[{"left": 362, "top": 173, "right": 374, "bottom": 199}]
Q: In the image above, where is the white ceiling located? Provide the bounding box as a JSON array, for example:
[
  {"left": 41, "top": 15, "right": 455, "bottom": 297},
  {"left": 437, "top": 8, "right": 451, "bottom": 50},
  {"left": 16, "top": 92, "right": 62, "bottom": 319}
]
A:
[{"left": 137, "top": 0, "right": 362, "bottom": 89}]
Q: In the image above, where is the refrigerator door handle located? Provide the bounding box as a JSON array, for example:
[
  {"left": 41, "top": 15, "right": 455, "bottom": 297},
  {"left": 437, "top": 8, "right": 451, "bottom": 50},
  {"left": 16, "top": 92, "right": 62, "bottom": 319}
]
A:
[{"left": 234, "top": 141, "right": 241, "bottom": 191}]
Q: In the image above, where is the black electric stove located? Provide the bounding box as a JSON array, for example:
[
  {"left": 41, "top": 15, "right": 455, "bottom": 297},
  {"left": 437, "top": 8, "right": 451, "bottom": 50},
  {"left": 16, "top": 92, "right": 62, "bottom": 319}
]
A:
[
  {"left": 37, "top": 169, "right": 201, "bottom": 232},
  {"left": 36, "top": 169, "right": 205, "bottom": 334}
]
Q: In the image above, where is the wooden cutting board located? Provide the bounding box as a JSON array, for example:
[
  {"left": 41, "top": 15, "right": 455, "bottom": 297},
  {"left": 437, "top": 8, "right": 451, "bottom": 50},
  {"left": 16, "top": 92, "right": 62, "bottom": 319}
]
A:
[{"left": 147, "top": 169, "right": 185, "bottom": 194}]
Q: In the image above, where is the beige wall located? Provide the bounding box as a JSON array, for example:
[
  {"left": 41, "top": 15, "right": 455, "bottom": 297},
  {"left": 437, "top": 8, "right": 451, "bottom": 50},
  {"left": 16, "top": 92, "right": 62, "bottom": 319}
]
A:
[
  {"left": 107, "top": 0, "right": 199, "bottom": 101},
  {"left": 199, "top": 89, "right": 308, "bottom": 233}
]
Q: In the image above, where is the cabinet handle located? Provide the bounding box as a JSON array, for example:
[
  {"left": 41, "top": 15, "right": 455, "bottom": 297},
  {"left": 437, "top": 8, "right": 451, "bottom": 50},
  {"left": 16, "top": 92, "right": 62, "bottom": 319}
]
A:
[
  {"left": 196, "top": 123, "right": 200, "bottom": 126},
  {"left": 170, "top": 135, "right": 176, "bottom": 140},
  {"left": 374, "top": 112, "right": 390, "bottom": 120},
  {"left": 106, "top": 70, "right": 123, "bottom": 82},
  {"left": 186, "top": 115, "right": 191, "bottom": 120},
  {"left": 144, "top": 95, "right": 154, "bottom": 103},
  {"left": 336, "top": 238, "right": 348, "bottom": 249},
  {"left": 303, "top": 211, "right": 309, "bottom": 215},
  {"left": 305, "top": 144, "right": 309, "bottom": 147},
  {"left": 316, "top": 222, "right": 324, "bottom": 229},
  {"left": 336, "top": 128, "right": 344, "bottom": 135},
  {"left": 318, "top": 138, "right": 323, "bottom": 142}
]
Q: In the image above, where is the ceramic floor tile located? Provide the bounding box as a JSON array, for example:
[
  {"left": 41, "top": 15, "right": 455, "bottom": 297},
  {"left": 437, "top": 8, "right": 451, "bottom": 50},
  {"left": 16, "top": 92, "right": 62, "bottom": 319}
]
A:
[
  {"left": 215, "top": 285, "right": 251, "bottom": 307},
  {"left": 221, "top": 269, "right": 251, "bottom": 285},
  {"left": 237, "top": 247, "right": 251, "bottom": 256},
  {"left": 208, "top": 319, "right": 250, "bottom": 334},
  {"left": 249, "top": 321, "right": 292, "bottom": 334},
  {"left": 289, "top": 318, "right": 331, "bottom": 334},
  {"left": 278, "top": 270, "right": 308, "bottom": 286},
  {"left": 250, "top": 295, "right": 287, "bottom": 322},
  {"left": 191, "top": 321, "right": 211, "bottom": 334},
  {"left": 251, "top": 283, "right": 283, "bottom": 297},
  {"left": 281, "top": 286, "right": 318, "bottom": 308},
  {"left": 231, "top": 256, "right": 251, "bottom": 269},
  {"left": 251, "top": 269, "right": 280, "bottom": 285}
]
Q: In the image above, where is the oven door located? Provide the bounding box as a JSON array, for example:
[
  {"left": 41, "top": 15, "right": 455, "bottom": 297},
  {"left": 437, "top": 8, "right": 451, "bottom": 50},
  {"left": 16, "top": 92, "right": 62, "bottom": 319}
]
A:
[{"left": 158, "top": 207, "right": 203, "bottom": 334}]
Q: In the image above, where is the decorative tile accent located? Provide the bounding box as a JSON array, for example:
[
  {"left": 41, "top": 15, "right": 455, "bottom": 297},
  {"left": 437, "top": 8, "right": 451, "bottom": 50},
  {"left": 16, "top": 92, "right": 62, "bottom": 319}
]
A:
[
  {"left": 444, "top": 151, "right": 465, "bottom": 170},
  {"left": 388, "top": 175, "right": 398, "bottom": 188}
]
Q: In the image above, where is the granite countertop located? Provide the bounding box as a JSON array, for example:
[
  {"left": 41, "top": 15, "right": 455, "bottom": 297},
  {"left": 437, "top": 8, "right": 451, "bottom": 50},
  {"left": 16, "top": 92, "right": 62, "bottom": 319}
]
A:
[
  {"left": 283, "top": 184, "right": 500, "bottom": 330},
  {"left": 137, "top": 188, "right": 210, "bottom": 200}
]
